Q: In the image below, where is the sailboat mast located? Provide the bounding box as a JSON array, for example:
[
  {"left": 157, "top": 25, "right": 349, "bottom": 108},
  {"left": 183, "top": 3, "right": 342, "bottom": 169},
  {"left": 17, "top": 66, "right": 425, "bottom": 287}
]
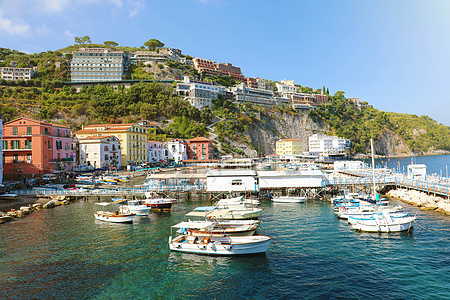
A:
[{"left": 370, "top": 139, "right": 376, "bottom": 199}]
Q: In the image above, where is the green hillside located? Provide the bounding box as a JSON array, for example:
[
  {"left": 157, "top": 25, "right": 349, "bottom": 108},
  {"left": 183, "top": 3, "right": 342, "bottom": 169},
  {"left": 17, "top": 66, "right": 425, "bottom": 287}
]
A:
[{"left": 0, "top": 45, "right": 449, "bottom": 155}]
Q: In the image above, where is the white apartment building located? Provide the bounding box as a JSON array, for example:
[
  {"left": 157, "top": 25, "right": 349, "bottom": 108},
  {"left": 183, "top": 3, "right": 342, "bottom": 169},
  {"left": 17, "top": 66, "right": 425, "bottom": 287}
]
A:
[
  {"left": 309, "top": 134, "right": 351, "bottom": 157},
  {"left": 276, "top": 80, "right": 297, "bottom": 95},
  {"left": 70, "top": 48, "right": 126, "bottom": 82},
  {"left": 148, "top": 141, "right": 167, "bottom": 163},
  {"left": 176, "top": 76, "right": 219, "bottom": 109},
  {"left": 0, "top": 67, "right": 36, "bottom": 81},
  {"left": 231, "top": 83, "right": 276, "bottom": 106},
  {"left": 78, "top": 136, "right": 121, "bottom": 169},
  {"left": 167, "top": 139, "right": 187, "bottom": 163}
]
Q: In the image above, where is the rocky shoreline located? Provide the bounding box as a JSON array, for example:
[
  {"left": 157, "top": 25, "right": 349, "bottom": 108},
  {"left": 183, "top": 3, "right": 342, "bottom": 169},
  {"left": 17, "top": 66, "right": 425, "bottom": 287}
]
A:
[{"left": 387, "top": 188, "right": 450, "bottom": 215}]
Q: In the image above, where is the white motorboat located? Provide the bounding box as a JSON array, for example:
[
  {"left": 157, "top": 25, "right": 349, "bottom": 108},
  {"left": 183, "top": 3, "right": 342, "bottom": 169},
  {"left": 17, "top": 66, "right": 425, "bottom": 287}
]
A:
[
  {"left": 120, "top": 200, "right": 151, "bottom": 216},
  {"left": 175, "top": 220, "right": 259, "bottom": 237},
  {"left": 144, "top": 192, "right": 176, "bottom": 211},
  {"left": 169, "top": 222, "right": 271, "bottom": 256},
  {"left": 272, "top": 196, "right": 307, "bottom": 203},
  {"left": 94, "top": 202, "right": 136, "bottom": 223},
  {"left": 350, "top": 211, "right": 416, "bottom": 232},
  {"left": 216, "top": 197, "right": 260, "bottom": 206}
]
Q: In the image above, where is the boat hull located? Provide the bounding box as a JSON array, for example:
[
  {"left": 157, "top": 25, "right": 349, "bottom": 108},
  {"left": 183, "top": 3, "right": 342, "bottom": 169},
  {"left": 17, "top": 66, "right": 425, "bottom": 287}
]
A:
[
  {"left": 186, "top": 209, "right": 262, "bottom": 220},
  {"left": 351, "top": 217, "right": 416, "bottom": 233},
  {"left": 120, "top": 205, "right": 151, "bottom": 216},
  {"left": 169, "top": 235, "right": 271, "bottom": 255},
  {"left": 272, "top": 196, "right": 307, "bottom": 203},
  {"left": 94, "top": 211, "right": 135, "bottom": 223}
]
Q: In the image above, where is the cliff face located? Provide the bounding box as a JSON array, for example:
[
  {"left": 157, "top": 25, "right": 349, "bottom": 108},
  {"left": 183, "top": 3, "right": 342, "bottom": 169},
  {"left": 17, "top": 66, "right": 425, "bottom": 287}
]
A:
[
  {"left": 234, "top": 111, "right": 440, "bottom": 158},
  {"left": 244, "top": 111, "right": 325, "bottom": 156},
  {"left": 375, "top": 130, "right": 411, "bottom": 156}
]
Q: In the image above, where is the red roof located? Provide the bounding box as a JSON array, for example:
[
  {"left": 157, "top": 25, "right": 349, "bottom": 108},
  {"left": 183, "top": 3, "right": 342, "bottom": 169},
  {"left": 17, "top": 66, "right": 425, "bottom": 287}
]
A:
[{"left": 188, "top": 137, "right": 211, "bottom": 142}]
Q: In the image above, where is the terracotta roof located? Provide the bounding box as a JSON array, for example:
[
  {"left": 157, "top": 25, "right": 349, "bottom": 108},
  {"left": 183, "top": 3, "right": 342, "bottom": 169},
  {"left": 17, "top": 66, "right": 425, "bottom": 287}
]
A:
[
  {"left": 74, "top": 129, "right": 99, "bottom": 135},
  {"left": 188, "top": 137, "right": 211, "bottom": 142},
  {"left": 4, "top": 117, "right": 70, "bottom": 128}
]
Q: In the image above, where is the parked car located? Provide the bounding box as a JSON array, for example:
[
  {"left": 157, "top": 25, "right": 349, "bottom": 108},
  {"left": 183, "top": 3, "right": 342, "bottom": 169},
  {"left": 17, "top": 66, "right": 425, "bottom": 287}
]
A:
[{"left": 42, "top": 174, "right": 58, "bottom": 182}]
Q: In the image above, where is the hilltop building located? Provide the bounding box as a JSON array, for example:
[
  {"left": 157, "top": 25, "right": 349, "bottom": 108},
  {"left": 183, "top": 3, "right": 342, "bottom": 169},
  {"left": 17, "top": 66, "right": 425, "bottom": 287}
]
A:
[
  {"left": 75, "top": 123, "right": 148, "bottom": 166},
  {"left": 308, "top": 134, "right": 351, "bottom": 158},
  {"left": 0, "top": 67, "right": 36, "bottom": 81},
  {"left": 276, "top": 138, "right": 302, "bottom": 156},
  {"left": 70, "top": 48, "right": 127, "bottom": 82},
  {"left": 78, "top": 136, "right": 121, "bottom": 170},
  {"left": 193, "top": 57, "right": 245, "bottom": 81},
  {"left": 247, "top": 78, "right": 273, "bottom": 91},
  {"left": 2, "top": 117, "right": 75, "bottom": 178},
  {"left": 176, "top": 76, "right": 219, "bottom": 109},
  {"left": 231, "top": 83, "right": 276, "bottom": 106}
]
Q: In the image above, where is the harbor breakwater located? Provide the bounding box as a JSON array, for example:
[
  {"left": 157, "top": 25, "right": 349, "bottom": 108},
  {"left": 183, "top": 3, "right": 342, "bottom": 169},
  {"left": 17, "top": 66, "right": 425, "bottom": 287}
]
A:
[{"left": 387, "top": 188, "right": 450, "bottom": 214}]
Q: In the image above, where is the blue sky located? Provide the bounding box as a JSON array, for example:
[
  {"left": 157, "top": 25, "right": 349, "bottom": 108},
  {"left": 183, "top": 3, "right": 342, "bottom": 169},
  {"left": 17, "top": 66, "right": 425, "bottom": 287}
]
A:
[{"left": 1, "top": 0, "right": 449, "bottom": 125}]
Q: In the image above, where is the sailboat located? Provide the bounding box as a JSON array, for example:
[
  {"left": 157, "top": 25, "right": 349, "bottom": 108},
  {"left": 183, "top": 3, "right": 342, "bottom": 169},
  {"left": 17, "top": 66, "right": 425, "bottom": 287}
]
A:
[{"left": 350, "top": 139, "right": 416, "bottom": 233}]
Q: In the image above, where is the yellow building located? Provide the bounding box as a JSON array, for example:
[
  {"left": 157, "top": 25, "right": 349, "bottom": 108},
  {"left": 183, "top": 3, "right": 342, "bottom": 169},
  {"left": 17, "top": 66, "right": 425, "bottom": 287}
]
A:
[
  {"left": 75, "top": 123, "right": 149, "bottom": 166},
  {"left": 276, "top": 138, "right": 302, "bottom": 155}
]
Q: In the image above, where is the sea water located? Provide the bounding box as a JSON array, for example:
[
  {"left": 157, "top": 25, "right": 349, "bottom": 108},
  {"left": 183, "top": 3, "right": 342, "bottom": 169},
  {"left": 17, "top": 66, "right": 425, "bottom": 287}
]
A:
[
  {"left": 1, "top": 197, "right": 449, "bottom": 299},
  {"left": 373, "top": 154, "right": 450, "bottom": 177}
]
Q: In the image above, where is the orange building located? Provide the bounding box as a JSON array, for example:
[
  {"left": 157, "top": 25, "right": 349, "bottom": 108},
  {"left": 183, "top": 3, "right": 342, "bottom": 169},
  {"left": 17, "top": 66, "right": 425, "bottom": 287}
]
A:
[
  {"left": 2, "top": 117, "right": 74, "bottom": 179},
  {"left": 187, "top": 137, "right": 213, "bottom": 160}
]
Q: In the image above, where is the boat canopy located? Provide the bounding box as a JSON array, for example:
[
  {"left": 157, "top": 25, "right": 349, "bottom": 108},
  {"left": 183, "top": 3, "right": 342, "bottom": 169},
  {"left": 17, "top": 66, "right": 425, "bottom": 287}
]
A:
[{"left": 172, "top": 221, "right": 215, "bottom": 229}]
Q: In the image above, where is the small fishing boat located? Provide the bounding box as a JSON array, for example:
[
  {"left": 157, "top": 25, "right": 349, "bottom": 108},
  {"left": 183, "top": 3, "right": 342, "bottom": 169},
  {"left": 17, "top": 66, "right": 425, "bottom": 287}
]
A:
[
  {"left": 168, "top": 223, "right": 271, "bottom": 256},
  {"left": 185, "top": 207, "right": 262, "bottom": 220},
  {"left": 175, "top": 220, "right": 259, "bottom": 237},
  {"left": 144, "top": 192, "right": 176, "bottom": 211},
  {"left": 119, "top": 200, "right": 151, "bottom": 216},
  {"left": 272, "top": 196, "right": 307, "bottom": 203},
  {"left": 94, "top": 202, "right": 135, "bottom": 223},
  {"left": 350, "top": 211, "right": 416, "bottom": 232}
]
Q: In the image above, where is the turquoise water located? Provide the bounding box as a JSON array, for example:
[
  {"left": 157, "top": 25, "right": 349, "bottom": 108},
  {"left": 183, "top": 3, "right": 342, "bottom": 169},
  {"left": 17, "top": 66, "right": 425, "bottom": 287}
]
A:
[{"left": 1, "top": 198, "right": 449, "bottom": 299}]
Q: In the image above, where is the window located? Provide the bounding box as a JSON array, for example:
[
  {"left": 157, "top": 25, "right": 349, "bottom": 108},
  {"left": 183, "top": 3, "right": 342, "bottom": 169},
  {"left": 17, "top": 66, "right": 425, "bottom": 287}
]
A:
[
  {"left": 26, "top": 127, "right": 32, "bottom": 135},
  {"left": 231, "top": 179, "right": 243, "bottom": 186},
  {"left": 57, "top": 129, "right": 60, "bottom": 137},
  {"left": 65, "top": 130, "right": 69, "bottom": 137},
  {"left": 56, "top": 141, "right": 62, "bottom": 150},
  {"left": 45, "top": 128, "right": 49, "bottom": 135},
  {"left": 48, "top": 141, "right": 51, "bottom": 149},
  {"left": 25, "top": 140, "right": 32, "bottom": 149},
  {"left": 3, "top": 140, "right": 7, "bottom": 150},
  {"left": 12, "top": 127, "right": 18, "bottom": 135},
  {"left": 13, "top": 154, "right": 18, "bottom": 163},
  {"left": 27, "top": 154, "right": 32, "bottom": 163}
]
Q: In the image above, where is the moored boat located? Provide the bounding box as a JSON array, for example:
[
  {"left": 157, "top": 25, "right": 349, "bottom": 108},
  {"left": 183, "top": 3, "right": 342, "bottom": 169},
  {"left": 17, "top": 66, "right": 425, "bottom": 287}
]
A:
[
  {"left": 94, "top": 202, "right": 136, "bottom": 223},
  {"left": 94, "top": 211, "right": 136, "bottom": 223},
  {"left": 120, "top": 200, "right": 151, "bottom": 216},
  {"left": 175, "top": 220, "right": 259, "bottom": 237},
  {"left": 272, "top": 196, "right": 307, "bottom": 203},
  {"left": 168, "top": 221, "right": 271, "bottom": 256}
]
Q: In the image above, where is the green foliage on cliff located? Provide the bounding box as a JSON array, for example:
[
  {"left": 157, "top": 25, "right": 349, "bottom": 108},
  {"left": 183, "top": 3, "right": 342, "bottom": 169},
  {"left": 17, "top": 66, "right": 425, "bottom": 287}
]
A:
[
  {"left": 0, "top": 81, "right": 209, "bottom": 139},
  {"left": 309, "top": 97, "right": 450, "bottom": 154}
]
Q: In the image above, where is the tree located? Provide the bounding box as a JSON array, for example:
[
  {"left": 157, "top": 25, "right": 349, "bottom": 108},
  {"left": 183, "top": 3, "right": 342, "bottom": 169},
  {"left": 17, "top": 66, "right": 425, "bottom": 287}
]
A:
[
  {"left": 75, "top": 36, "right": 92, "bottom": 45},
  {"left": 326, "top": 88, "right": 329, "bottom": 94},
  {"left": 104, "top": 41, "right": 118, "bottom": 48},
  {"left": 144, "top": 39, "right": 164, "bottom": 51}
]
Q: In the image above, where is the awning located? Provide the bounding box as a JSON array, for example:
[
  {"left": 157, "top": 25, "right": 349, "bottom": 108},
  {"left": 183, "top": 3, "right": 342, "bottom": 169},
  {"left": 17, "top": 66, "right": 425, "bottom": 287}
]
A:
[{"left": 172, "top": 221, "right": 214, "bottom": 229}]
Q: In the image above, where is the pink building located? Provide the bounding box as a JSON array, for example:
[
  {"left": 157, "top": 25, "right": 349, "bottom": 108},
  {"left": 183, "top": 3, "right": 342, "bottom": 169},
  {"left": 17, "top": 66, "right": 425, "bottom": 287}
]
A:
[{"left": 187, "top": 137, "right": 213, "bottom": 160}]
